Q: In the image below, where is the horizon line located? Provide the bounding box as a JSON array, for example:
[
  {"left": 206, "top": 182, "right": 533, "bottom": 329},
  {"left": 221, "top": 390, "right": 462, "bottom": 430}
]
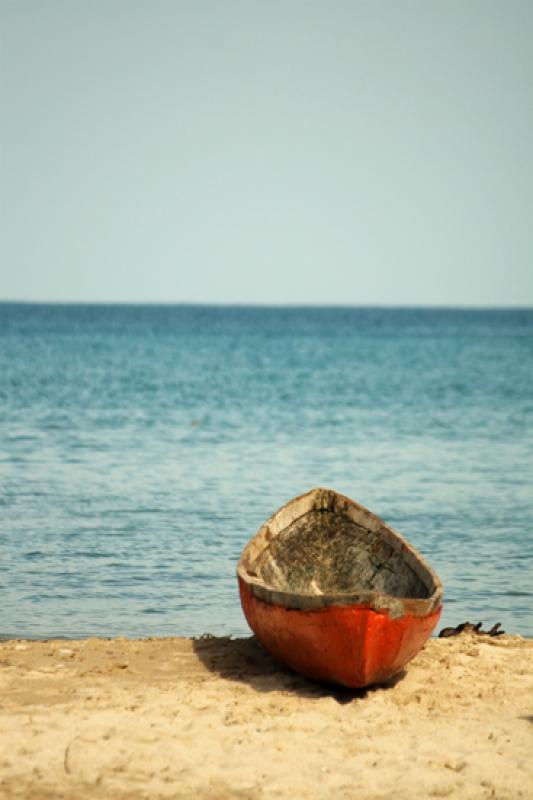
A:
[{"left": 1, "top": 299, "right": 532, "bottom": 311}]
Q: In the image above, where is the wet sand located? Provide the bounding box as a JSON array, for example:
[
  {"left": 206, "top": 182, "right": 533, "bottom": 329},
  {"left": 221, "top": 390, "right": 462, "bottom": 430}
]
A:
[{"left": 0, "top": 633, "right": 532, "bottom": 799}]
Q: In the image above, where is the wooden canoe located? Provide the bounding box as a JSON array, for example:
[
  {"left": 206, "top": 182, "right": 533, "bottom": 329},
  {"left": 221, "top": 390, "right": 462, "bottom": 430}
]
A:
[{"left": 237, "top": 488, "right": 443, "bottom": 688}]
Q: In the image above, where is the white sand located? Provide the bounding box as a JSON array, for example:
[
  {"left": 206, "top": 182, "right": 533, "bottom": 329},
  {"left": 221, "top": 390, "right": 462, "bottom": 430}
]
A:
[{"left": 0, "top": 633, "right": 532, "bottom": 799}]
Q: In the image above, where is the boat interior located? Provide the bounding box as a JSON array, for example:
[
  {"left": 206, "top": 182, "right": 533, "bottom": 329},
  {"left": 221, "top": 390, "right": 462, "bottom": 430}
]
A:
[{"left": 253, "top": 510, "right": 432, "bottom": 600}]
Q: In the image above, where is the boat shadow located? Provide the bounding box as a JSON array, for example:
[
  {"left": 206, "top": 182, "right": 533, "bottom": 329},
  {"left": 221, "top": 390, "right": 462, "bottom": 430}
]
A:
[{"left": 192, "top": 635, "right": 406, "bottom": 704}]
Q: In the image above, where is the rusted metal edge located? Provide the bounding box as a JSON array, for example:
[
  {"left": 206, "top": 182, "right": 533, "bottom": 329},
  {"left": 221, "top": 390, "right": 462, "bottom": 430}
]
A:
[{"left": 237, "top": 487, "right": 443, "bottom": 619}]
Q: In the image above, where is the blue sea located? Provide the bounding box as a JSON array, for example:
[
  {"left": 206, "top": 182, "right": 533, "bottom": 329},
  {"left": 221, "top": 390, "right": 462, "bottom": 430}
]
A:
[{"left": 1, "top": 304, "right": 532, "bottom": 640}]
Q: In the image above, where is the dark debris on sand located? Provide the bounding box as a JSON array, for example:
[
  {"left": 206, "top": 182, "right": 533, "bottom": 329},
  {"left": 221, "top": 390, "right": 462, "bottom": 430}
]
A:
[{"left": 438, "top": 621, "right": 505, "bottom": 638}]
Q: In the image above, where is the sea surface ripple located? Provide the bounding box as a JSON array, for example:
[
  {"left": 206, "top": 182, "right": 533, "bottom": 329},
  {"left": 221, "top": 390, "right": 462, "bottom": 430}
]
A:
[{"left": 1, "top": 304, "right": 532, "bottom": 638}]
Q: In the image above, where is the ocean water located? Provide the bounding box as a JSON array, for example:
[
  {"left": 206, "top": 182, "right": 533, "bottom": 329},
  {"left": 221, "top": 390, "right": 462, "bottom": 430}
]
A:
[{"left": 1, "top": 303, "right": 532, "bottom": 640}]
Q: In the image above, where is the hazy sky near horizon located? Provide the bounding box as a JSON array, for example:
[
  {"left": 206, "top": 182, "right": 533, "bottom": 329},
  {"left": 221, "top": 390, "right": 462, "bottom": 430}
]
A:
[{"left": 1, "top": 1, "right": 532, "bottom": 305}]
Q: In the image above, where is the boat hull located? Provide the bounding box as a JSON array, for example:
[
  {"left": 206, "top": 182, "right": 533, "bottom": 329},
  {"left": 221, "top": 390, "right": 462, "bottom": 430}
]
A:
[{"left": 239, "top": 577, "right": 441, "bottom": 688}]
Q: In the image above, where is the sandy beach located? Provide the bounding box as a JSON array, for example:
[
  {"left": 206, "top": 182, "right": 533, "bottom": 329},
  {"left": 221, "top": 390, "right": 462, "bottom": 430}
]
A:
[{"left": 0, "top": 632, "right": 531, "bottom": 800}]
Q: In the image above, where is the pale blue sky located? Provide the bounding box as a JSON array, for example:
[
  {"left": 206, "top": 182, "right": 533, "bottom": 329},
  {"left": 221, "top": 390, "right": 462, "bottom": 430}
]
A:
[{"left": 1, "top": 1, "right": 532, "bottom": 305}]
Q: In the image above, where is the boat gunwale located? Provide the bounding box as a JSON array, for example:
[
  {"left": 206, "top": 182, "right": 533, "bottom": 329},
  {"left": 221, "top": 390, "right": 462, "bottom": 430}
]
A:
[{"left": 237, "top": 487, "right": 443, "bottom": 618}]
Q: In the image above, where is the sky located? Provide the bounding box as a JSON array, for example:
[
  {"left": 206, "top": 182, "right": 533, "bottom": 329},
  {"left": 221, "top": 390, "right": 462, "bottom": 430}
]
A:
[{"left": 1, "top": 0, "right": 532, "bottom": 306}]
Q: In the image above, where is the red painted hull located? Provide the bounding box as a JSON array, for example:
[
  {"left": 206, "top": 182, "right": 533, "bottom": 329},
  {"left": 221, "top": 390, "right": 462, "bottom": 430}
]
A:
[{"left": 239, "top": 577, "right": 441, "bottom": 688}]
